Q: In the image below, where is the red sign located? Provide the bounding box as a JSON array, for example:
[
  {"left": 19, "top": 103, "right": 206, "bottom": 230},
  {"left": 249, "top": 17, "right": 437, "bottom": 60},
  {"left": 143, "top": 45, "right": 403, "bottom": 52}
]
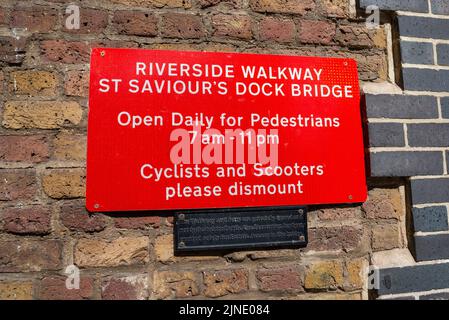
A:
[{"left": 86, "top": 48, "right": 367, "bottom": 212}]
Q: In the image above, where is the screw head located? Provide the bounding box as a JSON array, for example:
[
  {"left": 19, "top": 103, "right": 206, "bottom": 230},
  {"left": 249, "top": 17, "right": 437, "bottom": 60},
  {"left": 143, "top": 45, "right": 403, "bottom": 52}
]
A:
[
  {"left": 299, "top": 235, "right": 305, "bottom": 242},
  {"left": 178, "top": 213, "right": 185, "bottom": 220},
  {"left": 179, "top": 241, "right": 186, "bottom": 248},
  {"left": 298, "top": 209, "right": 304, "bottom": 214},
  {"left": 94, "top": 204, "right": 100, "bottom": 209},
  {"left": 100, "top": 51, "right": 105, "bottom": 57},
  {"left": 348, "top": 195, "right": 353, "bottom": 200}
]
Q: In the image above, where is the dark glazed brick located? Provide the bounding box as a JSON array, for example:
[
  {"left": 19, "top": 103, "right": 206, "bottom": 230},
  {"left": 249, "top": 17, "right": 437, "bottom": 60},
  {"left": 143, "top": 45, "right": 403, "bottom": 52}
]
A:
[
  {"left": 368, "top": 123, "right": 405, "bottom": 147},
  {"left": 415, "top": 234, "right": 449, "bottom": 261},
  {"left": 378, "top": 263, "right": 449, "bottom": 295},
  {"left": 432, "top": 0, "right": 449, "bottom": 15},
  {"left": 359, "top": 0, "right": 429, "bottom": 12},
  {"left": 437, "top": 44, "right": 449, "bottom": 66},
  {"left": 442, "top": 98, "right": 449, "bottom": 118},
  {"left": 412, "top": 206, "right": 449, "bottom": 232},
  {"left": 398, "top": 15, "right": 449, "bottom": 40},
  {"left": 365, "top": 94, "right": 438, "bottom": 119},
  {"left": 370, "top": 152, "right": 443, "bottom": 177},
  {"left": 411, "top": 178, "right": 449, "bottom": 204},
  {"left": 402, "top": 68, "right": 449, "bottom": 92},
  {"left": 400, "top": 41, "right": 434, "bottom": 65},
  {"left": 408, "top": 124, "right": 449, "bottom": 147},
  {"left": 420, "top": 292, "right": 449, "bottom": 300}
]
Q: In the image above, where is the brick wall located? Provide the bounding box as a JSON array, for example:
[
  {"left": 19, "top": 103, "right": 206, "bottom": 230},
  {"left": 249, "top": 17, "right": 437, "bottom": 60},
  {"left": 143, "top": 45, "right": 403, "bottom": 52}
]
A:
[{"left": 0, "top": 0, "right": 424, "bottom": 300}]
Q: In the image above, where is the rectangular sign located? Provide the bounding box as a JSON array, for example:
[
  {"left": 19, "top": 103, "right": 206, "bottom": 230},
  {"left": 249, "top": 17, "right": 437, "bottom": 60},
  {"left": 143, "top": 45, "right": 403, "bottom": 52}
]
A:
[
  {"left": 86, "top": 48, "right": 367, "bottom": 212},
  {"left": 174, "top": 207, "right": 307, "bottom": 252}
]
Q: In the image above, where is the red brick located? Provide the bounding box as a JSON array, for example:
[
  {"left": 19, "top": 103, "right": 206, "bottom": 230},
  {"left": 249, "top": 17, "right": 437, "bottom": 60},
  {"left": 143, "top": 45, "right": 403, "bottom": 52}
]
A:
[
  {"left": 64, "top": 70, "right": 89, "bottom": 97},
  {"left": 0, "top": 7, "right": 9, "bottom": 25},
  {"left": 259, "top": 17, "right": 295, "bottom": 43},
  {"left": 161, "top": 13, "right": 206, "bottom": 39},
  {"left": 212, "top": 14, "right": 252, "bottom": 40},
  {"left": 60, "top": 201, "right": 107, "bottom": 233},
  {"left": 336, "top": 25, "right": 386, "bottom": 48},
  {"left": 63, "top": 8, "right": 108, "bottom": 34},
  {"left": 256, "top": 266, "right": 303, "bottom": 292},
  {"left": 40, "top": 40, "right": 138, "bottom": 64},
  {"left": 39, "top": 276, "right": 94, "bottom": 300},
  {"left": 102, "top": 276, "right": 148, "bottom": 300},
  {"left": 363, "top": 188, "right": 402, "bottom": 219},
  {"left": 0, "top": 170, "right": 37, "bottom": 201},
  {"left": 298, "top": 20, "right": 336, "bottom": 45},
  {"left": 315, "top": 207, "right": 359, "bottom": 220},
  {"left": 112, "top": 11, "right": 158, "bottom": 36},
  {"left": 0, "top": 135, "right": 49, "bottom": 163},
  {"left": 11, "top": 6, "right": 58, "bottom": 32},
  {"left": 2, "top": 205, "right": 51, "bottom": 235},
  {"left": 203, "top": 269, "right": 249, "bottom": 297},
  {"left": 250, "top": 0, "right": 315, "bottom": 14},
  {"left": 307, "top": 226, "right": 363, "bottom": 252},
  {"left": 114, "top": 215, "right": 160, "bottom": 229},
  {"left": 0, "top": 240, "right": 62, "bottom": 272},
  {"left": 40, "top": 40, "right": 91, "bottom": 64}
]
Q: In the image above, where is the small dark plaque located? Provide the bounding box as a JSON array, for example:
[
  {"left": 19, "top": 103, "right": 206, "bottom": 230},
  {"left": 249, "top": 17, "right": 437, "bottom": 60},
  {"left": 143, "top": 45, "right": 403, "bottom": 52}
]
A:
[{"left": 174, "top": 206, "right": 307, "bottom": 253}]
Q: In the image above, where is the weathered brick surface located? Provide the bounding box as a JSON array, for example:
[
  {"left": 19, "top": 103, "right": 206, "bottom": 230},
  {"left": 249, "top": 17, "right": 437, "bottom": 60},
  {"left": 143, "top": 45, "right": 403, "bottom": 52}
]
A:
[
  {"left": 304, "top": 261, "right": 344, "bottom": 290},
  {"left": 63, "top": 8, "right": 108, "bottom": 34},
  {"left": 0, "top": 240, "right": 62, "bottom": 272},
  {"left": 161, "top": 13, "right": 206, "bottom": 39},
  {"left": 9, "top": 71, "right": 58, "bottom": 96},
  {"left": 298, "top": 20, "right": 335, "bottom": 45},
  {"left": 336, "top": 25, "right": 385, "bottom": 48},
  {"left": 256, "top": 266, "right": 302, "bottom": 292},
  {"left": 259, "top": 17, "right": 295, "bottom": 43},
  {"left": 42, "top": 169, "right": 86, "bottom": 199},
  {"left": 372, "top": 224, "right": 401, "bottom": 251},
  {"left": 60, "top": 201, "right": 107, "bottom": 233},
  {"left": 112, "top": 11, "right": 158, "bottom": 37},
  {"left": 0, "top": 281, "right": 33, "bottom": 300},
  {"left": 40, "top": 40, "right": 91, "bottom": 64},
  {"left": 203, "top": 269, "right": 249, "bottom": 297},
  {"left": 0, "top": 170, "right": 37, "bottom": 201},
  {"left": 212, "top": 14, "right": 253, "bottom": 40},
  {"left": 110, "top": 0, "right": 192, "bottom": 8},
  {"left": 64, "top": 70, "right": 89, "bottom": 97},
  {"left": 307, "top": 226, "right": 362, "bottom": 252},
  {"left": 0, "top": 135, "right": 49, "bottom": 163},
  {"left": 114, "top": 215, "right": 160, "bottom": 229},
  {"left": 39, "top": 276, "right": 94, "bottom": 300},
  {"left": 11, "top": 6, "right": 58, "bottom": 32},
  {"left": 0, "top": 7, "right": 9, "bottom": 25},
  {"left": 2, "top": 205, "right": 52, "bottom": 235},
  {"left": 102, "top": 276, "right": 148, "bottom": 300},
  {"left": 74, "top": 237, "right": 149, "bottom": 267},
  {"left": 153, "top": 271, "right": 200, "bottom": 299},
  {"left": 363, "top": 188, "right": 402, "bottom": 220},
  {"left": 250, "top": 0, "right": 315, "bottom": 14},
  {"left": 53, "top": 132, "right": 86, "bottom": 161},
  {"left": 2, "top": 101, "right": 83, "bottom": 129}
]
